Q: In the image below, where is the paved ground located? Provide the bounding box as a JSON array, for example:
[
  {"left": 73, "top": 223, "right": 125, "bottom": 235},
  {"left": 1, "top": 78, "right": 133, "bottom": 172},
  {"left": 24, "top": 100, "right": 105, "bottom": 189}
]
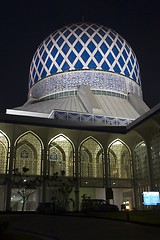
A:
[{"left": 8, "top": 214, "right": 160, "bottom": 240}]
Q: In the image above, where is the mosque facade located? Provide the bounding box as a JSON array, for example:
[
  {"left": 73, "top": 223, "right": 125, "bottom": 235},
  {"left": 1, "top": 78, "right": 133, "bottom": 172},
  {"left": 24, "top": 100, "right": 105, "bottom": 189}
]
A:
[{"left": 0, "top": 22, "right": 160, "bottom": 212}]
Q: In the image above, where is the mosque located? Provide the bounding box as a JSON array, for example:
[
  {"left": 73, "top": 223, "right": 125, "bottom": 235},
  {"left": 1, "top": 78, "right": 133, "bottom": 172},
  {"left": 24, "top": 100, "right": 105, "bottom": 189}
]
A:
[{"left": 0, "top": 22, "right": 160, "bottom": 212}]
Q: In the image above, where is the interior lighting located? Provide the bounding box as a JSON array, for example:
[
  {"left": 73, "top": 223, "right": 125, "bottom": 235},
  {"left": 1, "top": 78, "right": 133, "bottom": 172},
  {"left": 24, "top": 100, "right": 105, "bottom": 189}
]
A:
[
  {"left": 113, "top": 140, "right": 122, "bottom": 145},
  {"left": 126, "top": 205, "right": 130, "bottom": 210},
  {"left": 140, "top": 142, "right": 146, "bottom": 147},
  {"left": 55, "top": 136, "right": 66, "bottom": 142}
]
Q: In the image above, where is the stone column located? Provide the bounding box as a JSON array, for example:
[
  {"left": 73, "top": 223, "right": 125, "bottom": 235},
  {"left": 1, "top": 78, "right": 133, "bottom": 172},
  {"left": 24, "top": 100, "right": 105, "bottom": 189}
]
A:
[
  {"left": 146, "top": 141, "right": 154, "bottom": 190},
  {"left": 6, "top": 137, "right": 14, "bottom": 211},
  {"left": 42, "top": 145, "right": 48, "bottom": 203},
  {"left": 104, "top": 147, "right": 110, "bottom": 202},
  {"left": 130, "top": 149, "right": 137, "bottom": 209},
  {"left": 74, "top": 145, "right": 79, "bottom": 211}
]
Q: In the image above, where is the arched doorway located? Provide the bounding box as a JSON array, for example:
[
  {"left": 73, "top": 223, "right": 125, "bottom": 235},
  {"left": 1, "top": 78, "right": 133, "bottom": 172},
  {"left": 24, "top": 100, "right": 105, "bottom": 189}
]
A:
[
  {"left": 48, "top": 134, "right": 74, "bottom": 176},
  {"left": 79, "top": 137, "right": 105, "bottom": 204},
  {"left": 11, "top": 131, "right": 43, "bottom": 211},
  {"left": 108, "top": 139, "right": 133, "bottom": 210}
]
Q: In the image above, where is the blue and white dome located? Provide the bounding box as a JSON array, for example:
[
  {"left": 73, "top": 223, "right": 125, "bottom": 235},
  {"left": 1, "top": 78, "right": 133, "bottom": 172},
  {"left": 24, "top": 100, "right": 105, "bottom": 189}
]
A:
[
  {"left": 28, "top": 22, "right": 141, "bottom": 100},
  {"left": 12, "top": 22, "right": 150, "bottom": 126}
]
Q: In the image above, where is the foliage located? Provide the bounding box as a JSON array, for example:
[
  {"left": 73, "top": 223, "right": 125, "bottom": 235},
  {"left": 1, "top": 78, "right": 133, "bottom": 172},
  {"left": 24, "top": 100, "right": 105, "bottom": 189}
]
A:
[
  {"left": 45, "top": 170, "right": 75, "bottom": 211},
  {"left": 11, "top": 167, "right": 41, "bottom": 211},
  {"left": 7, "top": 167, "right": 75, "bottom": 212}
]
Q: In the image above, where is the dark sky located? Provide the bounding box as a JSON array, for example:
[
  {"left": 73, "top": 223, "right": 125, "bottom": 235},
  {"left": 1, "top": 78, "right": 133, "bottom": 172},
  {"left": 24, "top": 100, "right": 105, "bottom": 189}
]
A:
[{"left": 0, "top": 0, "right": 160, "bottom": 113}]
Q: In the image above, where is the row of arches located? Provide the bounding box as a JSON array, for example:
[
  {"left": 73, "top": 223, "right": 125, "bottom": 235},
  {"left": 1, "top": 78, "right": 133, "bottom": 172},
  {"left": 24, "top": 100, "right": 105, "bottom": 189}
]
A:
[
  {"left": 0, "top": 128, "right": 160, "bottom": 185},
  {"left": 1, "top": 127, "right": 160, "bottom": 210},
  {"left": 0, "top": 130, "right": 132, "bottom": 179}
]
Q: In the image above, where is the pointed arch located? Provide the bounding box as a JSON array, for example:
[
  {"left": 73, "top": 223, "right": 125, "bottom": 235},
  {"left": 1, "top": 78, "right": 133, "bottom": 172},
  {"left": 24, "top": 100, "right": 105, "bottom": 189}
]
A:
[
  {"left": 14, "top": 131, "right": 44, "bottom": 175},
  {"left": 133, "top": 138, "right": 149, "bottom": 181},
  {"left": 48, "top": 134, "right": 74, "bottom": 176},
  {"left": 79, "top": 136, "right": 104, "bottom": 178},
  {"left": 0, "top": 130, "right": 10, "bottom": 174},
  {"left": 108, "top": 138, "right": 132, "bottom": 179}
]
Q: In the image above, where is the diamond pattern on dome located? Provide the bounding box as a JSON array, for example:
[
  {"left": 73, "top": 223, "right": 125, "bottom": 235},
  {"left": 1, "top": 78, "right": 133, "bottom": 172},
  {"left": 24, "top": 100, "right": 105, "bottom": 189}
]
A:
[{"left": 29, "top": 22, "right": 141, "bottom": 89}]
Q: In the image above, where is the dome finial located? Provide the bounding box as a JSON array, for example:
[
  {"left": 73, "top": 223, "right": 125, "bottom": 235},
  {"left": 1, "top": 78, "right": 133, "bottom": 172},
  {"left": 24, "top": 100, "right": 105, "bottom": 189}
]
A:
[{"left": 82, "top": 16, "right": 85, "bottom": 22}]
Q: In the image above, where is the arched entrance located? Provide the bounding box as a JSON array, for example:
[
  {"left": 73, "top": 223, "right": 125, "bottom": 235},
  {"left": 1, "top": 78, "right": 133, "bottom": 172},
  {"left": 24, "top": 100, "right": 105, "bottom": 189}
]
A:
[
  {"left": 108, "top": 139, "right": 133, "bottom": 210},
  {"left": 79, "top": 137, "right": 105, "bottom": 206},
  {"left": 11, "top": 131, "right": 43, "bottom": 211}
]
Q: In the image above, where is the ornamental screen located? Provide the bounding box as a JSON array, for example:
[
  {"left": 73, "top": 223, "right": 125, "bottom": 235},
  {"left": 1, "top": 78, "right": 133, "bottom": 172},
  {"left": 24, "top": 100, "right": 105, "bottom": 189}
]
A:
[
  {"left": 15, "top": 132, "right": 43, "bottom": 175},
  {"left": 80, "top": 137, "right": 104, "bottom": 178},
  {"left": 48, "top": 135, "right": 74, "bottom": 176},
  {"left": 0, "top": 131, "right": 9, "bottom": 174},
  {"left": 108, "top": 140, "right": 131, "bottom": 179}
]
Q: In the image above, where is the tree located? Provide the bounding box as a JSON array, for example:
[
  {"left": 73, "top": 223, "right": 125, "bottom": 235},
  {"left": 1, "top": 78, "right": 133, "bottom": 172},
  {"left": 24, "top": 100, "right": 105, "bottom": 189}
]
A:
[
  {"left": 46, "top": 170, "right": 75, "bottom": 211},
  {"left": 11, "top": 167, "right": 41, "bottom": 211}
]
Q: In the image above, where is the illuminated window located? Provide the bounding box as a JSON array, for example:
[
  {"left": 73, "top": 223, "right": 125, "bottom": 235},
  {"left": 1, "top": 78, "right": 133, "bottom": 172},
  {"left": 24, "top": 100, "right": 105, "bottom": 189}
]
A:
[
  {"left": 80, "top": 137, "right": 104, "bottom": 178},
  {"left": 108, "top": 139, "right": 131, "bottom": 179},
  {"left": 20, "top": 150, "right": 28, "bottom": 158},
  {"left": 15, "top": 131, "right": 43, "bottom": 175},
  {"left": 133, "top": 140, "right": 149, "bottom": 180},
  {"left": 50, "top": 152, "right": 58, "bottom": 161},
  {"left": 48, "top": 134, "right": 74, "bottom": 176},
  {"left": 0, "top": 131, "right": 10, "bottom": 174}
]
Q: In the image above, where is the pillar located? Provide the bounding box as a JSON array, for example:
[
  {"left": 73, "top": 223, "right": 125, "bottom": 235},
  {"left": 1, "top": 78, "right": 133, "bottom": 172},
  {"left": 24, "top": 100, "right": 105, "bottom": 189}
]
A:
[
  {"left": 146, "top": 141, "right": 154, "bottom": 190},
  {"left": 42, "top": 145, "right": 48, "bottom": 202},
  {"left": 6, "top": 136, "right": 15, "bottom": 211},
  {"left": 74, "top": 145, "right": 79, "bottom": 211},
  {"left": 130, "top": 149, "right": 138, "bottom": 209},
  {"left": 104, "top": 147, "right": 110, "bottom": 202}
]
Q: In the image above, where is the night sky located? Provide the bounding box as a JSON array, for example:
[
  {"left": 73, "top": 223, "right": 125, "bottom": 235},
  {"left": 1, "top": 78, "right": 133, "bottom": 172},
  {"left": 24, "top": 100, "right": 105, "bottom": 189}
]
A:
[{"left": 0, "top": 0, "right": 160, "bottom": 113}]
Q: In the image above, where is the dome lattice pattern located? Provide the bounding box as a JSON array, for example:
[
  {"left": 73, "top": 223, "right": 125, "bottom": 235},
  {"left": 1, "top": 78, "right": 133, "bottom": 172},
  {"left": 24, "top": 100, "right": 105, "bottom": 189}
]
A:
[{"left": 29, "top": 22, "right": 140, "bottom": 89}]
